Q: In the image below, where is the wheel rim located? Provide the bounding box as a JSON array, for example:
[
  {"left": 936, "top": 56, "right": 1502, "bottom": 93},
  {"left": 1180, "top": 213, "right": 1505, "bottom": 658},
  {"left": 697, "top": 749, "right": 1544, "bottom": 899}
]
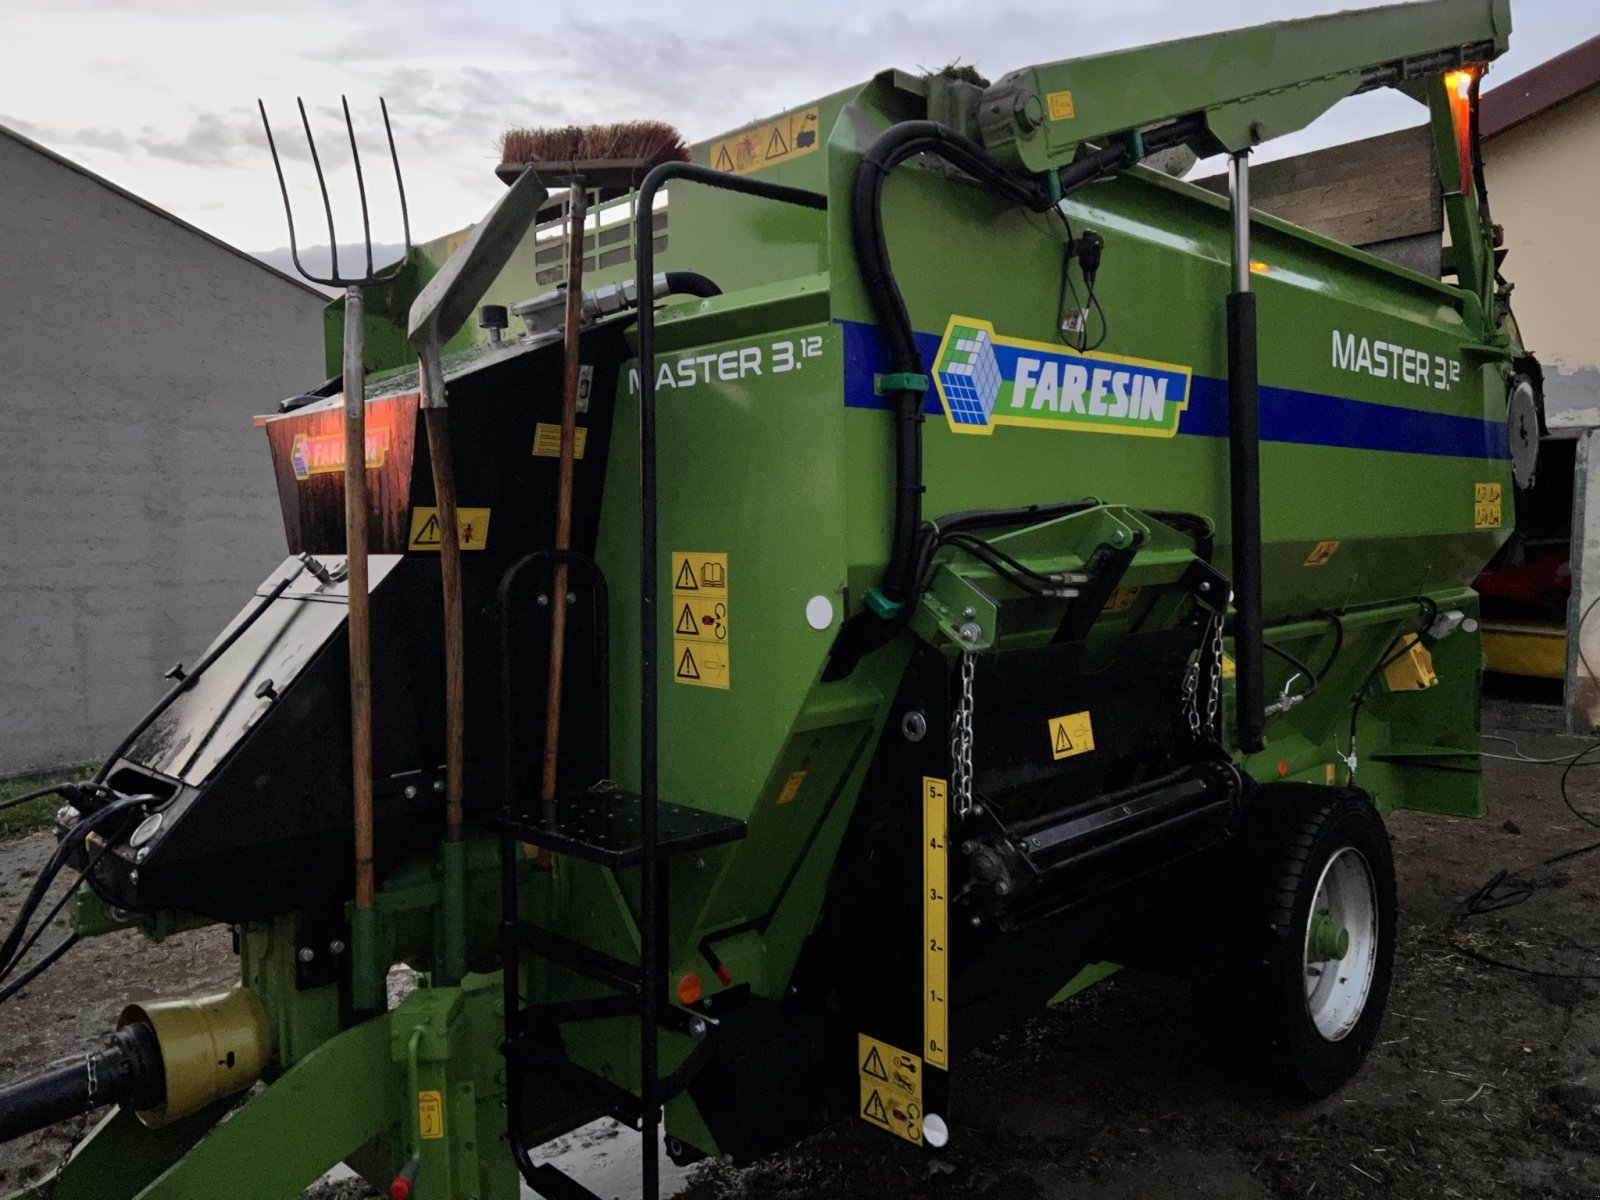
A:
[{"left": 1302, "top": 846, "right": 1378, "bottom": 1042}]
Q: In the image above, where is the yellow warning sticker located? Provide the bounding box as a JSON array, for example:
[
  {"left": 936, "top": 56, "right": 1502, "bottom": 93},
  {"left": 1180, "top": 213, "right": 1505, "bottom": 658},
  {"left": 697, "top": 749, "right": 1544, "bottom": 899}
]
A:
[
  {"left": 776, "top": 770, "right": 807, "bottom": 805},
  {"left": 710, "top": 107, "right": 821, "bottom": 176},
  {"left": 1047, "top": 711, "right": 1095, "bottom": 761},
  {"left": 858, "top": 1034, "right": 922, "bottom": 1144},
  {"left": 1102, "top": 585, "right": 1141, "bottom": 614},
  {"left": 532, "top": 422, "right": 587, "bottom": 459},
  {"left": 671, "top": 552, "right": 728, "bottom": 597},
  {"left": 673, "top": 596, "right": 728, "bottom": 642},
  {"left": 1305, "top": 540, "right": 1341, "bottom": 566},
  {"left": 923, "top": 777, "right": 949, "bottom": 1070},
  {"left": 408, "top": 506, "right": 491, "bottom": 551},
  {"left": 418, "top": 1089, "right": 444, "bottom": 1140},
  {"left": 673, "top": 641, "right": 729, "bottom": 690},
  {"left": 1221, "top": 653, "right": 1236, "bottom": 679},
  {"left": 1047, "top": 90, "right": 1076, "bottom": 120},
  {"left": 672, "top": 551, "right": 729, "bottom": 688},
  {"left": 1474, "top": 482, "right": 1503, "bottom": 529}
]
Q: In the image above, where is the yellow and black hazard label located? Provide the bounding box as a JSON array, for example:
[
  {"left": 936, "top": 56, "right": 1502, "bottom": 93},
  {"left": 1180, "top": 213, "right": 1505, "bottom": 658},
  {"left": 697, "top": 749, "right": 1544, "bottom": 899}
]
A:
[
  {"left": 1474, "top": 482, "right": 1503, "bottom": 529},
  {"left": 776, "top": 770, "right": 807, "bottom": 805},
  {"left": 417, "top": 1090, "right": 444, "bottom": 1139},
  {"left": 673, "top": 596, "right": 727, "bottom": 641},
  {"left": 1304, "top": 540, "right": 1341, "bottom": 566},
  {"left": 532, "top": 422, "right": 587, "bottom": 459},
  {"left": 408, "top": 506, "right": 491, "bottom": 551},
  {"left": 857, "top": 1034, "right": 922, "bottom": 1144},
  {"left": 672, "top": 551, "right": 729, "bottom": 689},
  {"left": 1102, "top": 585, "right": 1141, "bottom": 614},
  {"left": 1047, "top": 90, "right": 1076, "bottom": 120},
  {"left": 1047, "top": 711, "right": 1095, "bottom": 761},
  {"left": 710, "top": 107, "right": 821, "bottom": 176}
]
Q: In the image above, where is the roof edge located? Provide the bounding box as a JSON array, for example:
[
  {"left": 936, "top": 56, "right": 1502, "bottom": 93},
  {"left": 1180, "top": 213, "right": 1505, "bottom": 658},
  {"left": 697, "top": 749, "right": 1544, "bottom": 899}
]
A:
[
  {"left": 0, "top": 121, "right": 327, "bottom": 301},
  {"left": 1482, "top": 33, "right": 1600, "bottom": 139}
]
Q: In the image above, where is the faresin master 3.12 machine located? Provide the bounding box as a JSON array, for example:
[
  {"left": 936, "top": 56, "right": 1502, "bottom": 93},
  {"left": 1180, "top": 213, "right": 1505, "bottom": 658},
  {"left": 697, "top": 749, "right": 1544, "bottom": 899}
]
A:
[{"left": 0, "top": 2, "right": 1539, "bottom": 1196}]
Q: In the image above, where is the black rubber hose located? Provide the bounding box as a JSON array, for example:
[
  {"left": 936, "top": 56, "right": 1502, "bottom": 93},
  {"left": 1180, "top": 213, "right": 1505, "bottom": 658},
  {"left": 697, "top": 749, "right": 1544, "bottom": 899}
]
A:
[
  {"left": 662, "top": 271, "right": 722, "bottom": 299},
  {"left": 0, "top": 1022, "right": 164, "bottom": 1144},
  {"left": 851, "top": 121, "right": 1052, "bottom": 610}
]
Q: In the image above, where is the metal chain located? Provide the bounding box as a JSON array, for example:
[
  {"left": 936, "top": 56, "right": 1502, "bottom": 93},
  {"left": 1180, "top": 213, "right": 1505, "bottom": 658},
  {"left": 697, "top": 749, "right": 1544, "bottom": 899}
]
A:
[
  {"left": 950, "top": 650, "right": 976, "bottom": 818},
  {"left": 1183, "top": 610, "right": 1225, "bottom": 744},
  {"left": 1202, "top": 610, "right": 1224, "bottom": 741}
]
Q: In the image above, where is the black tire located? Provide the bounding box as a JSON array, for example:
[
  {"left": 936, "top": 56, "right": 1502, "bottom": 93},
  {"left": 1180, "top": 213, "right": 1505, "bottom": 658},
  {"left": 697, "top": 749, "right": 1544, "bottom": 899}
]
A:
[{"left": 1210, "top": 786, "right": 1397, "bottom": 1098}]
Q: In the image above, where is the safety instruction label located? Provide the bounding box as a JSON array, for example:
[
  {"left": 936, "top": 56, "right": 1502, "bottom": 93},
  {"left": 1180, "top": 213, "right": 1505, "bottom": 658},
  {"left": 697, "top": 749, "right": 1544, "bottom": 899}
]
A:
[
  {"left": 1305, "top": 540, "right": 1341, "bottom": 566},
  {"left": 418, "top": 1090, "right": 444, "bottom": 1139},
  {"left": 776, "top": 770, "right": 807, "bottom": 805},
  {"left": 672, "top": 551, "right": 729, "bottom": 689},
  {"left": 924, "top": 777, "right": 949, "bottom": 1070},
  {"left": 1048, "top": 711, "right": 1095, "bottom": 761},
  {"left": 858, "top": 1034, "right": 922, "bottom": 1144},
  {"left": 532, "top": 422, "right": 588, "bottom": 459},
  {"left": 1047, "top": 90, "right": 1076, "bottom": 120},
  {"left": 711, "top": 106, "right": 821, "bottom": 176},
  {"left": 408, "top": 506, "right": 491, "bottom": 551},
  {"left": 673, "top": 596, "right": 728, "bottom": 641},
  {"left": 1474, "top": 482, "right": 1503, "bottom": 529},
  {"left": 1102, "top": 585, "right": 1140, "bottom": 614}
]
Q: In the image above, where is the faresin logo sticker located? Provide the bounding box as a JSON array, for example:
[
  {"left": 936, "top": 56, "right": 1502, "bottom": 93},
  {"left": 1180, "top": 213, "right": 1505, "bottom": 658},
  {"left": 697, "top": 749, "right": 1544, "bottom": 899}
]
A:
[
  {"left": 290, "top": 427, "right": 392, "bottom": 480},
  {"left": 931, "top": 317, "right": 1191, "bottom": 439}
]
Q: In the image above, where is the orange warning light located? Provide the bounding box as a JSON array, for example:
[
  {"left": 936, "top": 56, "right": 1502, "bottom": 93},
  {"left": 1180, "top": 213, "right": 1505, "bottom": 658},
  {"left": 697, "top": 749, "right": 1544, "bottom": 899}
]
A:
[
  {"left": 1443, "top": 68, "right": 1476, "bottom": 195},
  {"left": 677, "top": 974, "right": 703, "bottom": 1005},
  {"left": 1249, "top": 261, "right": 1269, "bottom": 273}
]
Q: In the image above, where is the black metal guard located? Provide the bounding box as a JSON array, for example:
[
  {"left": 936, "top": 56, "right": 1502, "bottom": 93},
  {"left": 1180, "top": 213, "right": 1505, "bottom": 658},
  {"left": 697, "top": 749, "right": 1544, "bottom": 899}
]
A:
[{"left": 633, "top": 163, "right": 826, "bottom": 1200}]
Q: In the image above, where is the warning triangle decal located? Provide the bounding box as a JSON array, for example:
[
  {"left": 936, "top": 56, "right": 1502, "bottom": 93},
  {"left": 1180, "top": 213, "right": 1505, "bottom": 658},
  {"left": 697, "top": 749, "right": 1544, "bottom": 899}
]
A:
[
  {"left": 676, "top": 604, "right": 699, "bottom": 636},
  {"left": 862, "top": 1089, "right": 890, "bottom": 1126},
  {"left": 1054, "top": 725, "right": 1074, "bottom": 754},
  {"left": 674, "top": 560, "right": 699, "bottom": 591},
  {"left": 765, "top": 124, "right": 790, "bottom": 159},
  {"left": 414, "top": 514, "right": 441, "bottom": 545},
  {"left": 714, "top": 144, "right": 734, "bottom": 172},
  {"left": 861, "top": 1046, "right": 888, "bottom": 1082},
  {"left": 675, "top": 645, "right": 701, "bottom": 681}
]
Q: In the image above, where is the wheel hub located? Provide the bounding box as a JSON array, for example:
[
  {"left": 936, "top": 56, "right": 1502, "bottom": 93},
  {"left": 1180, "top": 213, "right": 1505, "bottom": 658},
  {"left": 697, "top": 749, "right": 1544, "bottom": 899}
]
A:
[{"left": 1302, "top": 847, "right": 1378, "bottom": 1041}]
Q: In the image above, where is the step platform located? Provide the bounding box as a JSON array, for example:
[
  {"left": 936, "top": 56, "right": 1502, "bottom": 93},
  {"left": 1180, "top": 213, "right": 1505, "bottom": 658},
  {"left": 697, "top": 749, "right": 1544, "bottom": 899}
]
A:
[{"left": 493, "top": 783, "right": 745, "bottom": 868}]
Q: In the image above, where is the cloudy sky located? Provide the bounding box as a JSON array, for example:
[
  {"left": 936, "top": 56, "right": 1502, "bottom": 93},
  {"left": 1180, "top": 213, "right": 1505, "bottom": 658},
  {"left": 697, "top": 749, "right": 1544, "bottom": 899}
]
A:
[{"left": 3, "top": 0, "right": 1594, "bottom": 270}]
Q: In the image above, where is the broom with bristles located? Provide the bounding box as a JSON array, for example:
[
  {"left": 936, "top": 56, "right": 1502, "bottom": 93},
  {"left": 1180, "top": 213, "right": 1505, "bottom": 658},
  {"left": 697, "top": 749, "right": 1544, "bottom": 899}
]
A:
[
  {"left": 496, "top": 120, "right": 690, "bottom": 188},
  {"left": 497, "top": 122, "right": 691, "bottom": 863}
]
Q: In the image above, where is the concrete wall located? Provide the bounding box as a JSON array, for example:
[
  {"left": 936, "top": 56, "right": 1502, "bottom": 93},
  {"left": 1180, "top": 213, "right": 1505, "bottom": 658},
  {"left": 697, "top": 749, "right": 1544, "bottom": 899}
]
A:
[
  {"left": 0, "top": 129, "right": 326, "bottom": 775},
  {"left": 1483, "top": 86, "right": 1600, "bottom": 420}
]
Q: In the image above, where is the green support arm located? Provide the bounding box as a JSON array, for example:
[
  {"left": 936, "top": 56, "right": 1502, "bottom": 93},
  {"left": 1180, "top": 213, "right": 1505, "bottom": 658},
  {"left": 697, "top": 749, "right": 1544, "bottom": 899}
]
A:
[{"left": 978, "top": 0, "right": 1510, "bottom": 170}]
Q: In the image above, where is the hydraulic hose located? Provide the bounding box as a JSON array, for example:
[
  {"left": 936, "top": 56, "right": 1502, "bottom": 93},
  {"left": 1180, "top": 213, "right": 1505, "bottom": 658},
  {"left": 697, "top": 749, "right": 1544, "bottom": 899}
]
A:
[
  {"left": 845, "top": 114, "right": 1207, "bottom": 643},
  {"left": 661, "top": 271, "right": 722, "bottom": 299},
  {"left": 0, "top": 1022, "right": 163, "bottom": 1144},
  {"left": 850, "top": 121, "right": 1052, "bottom": 613}
]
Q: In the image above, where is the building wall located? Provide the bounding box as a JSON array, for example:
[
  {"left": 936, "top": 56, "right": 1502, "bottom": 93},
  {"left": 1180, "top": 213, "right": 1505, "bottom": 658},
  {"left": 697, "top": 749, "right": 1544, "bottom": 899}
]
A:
[
  {"left": 0, "top": 131, "right": 326, "bottom": 775},
  {"left": 1483, "top": 85, "right": 1600, "bottom": 416}
]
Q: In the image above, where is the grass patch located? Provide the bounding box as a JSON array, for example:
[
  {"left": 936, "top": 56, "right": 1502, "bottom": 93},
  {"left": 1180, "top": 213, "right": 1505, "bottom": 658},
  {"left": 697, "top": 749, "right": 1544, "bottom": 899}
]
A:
[{"left": 0, "top": 770, "right": 92, "bottom": 836}]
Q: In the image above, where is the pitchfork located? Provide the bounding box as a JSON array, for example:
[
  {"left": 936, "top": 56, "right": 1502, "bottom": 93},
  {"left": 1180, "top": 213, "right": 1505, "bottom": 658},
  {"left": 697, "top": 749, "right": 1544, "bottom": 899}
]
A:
[{"left": 258, "top": 96, "right": 412, "bottom": 1011}]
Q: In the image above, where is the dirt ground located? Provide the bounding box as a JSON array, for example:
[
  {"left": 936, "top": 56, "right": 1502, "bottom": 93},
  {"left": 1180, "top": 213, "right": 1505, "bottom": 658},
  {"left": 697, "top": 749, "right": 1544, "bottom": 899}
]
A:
[{"left": 3, "top": 685, "right": 1599, "bottom": 1199}]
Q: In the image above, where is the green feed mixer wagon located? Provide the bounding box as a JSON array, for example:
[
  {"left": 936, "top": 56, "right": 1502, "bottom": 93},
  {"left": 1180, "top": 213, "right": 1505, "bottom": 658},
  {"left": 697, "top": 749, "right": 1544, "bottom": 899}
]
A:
[{"left": 0, "top": 1, "right": 1539, "bottom": 1196}]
